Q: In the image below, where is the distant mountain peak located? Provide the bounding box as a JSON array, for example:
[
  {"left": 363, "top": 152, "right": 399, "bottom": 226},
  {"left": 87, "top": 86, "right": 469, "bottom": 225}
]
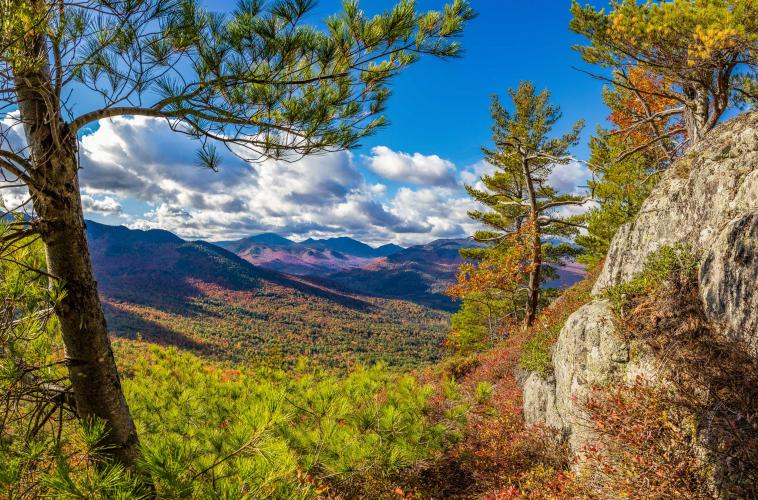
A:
[
  {"left": 300, "top": 236, "right": 381, "bottom": 258},
  {"left": 375, "top": 243, "right": 404, "bottom": 257},
  {"left": 244, "top": 233, "right": 294, "bottom": 247}
]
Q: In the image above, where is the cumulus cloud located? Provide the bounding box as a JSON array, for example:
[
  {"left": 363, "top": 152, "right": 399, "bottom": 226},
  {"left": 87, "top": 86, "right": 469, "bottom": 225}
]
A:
[
  {"left": 387, "top": 186, "right": 480, "bottom": 244},
  {"left": 81, "top": 194, "right": 123, "bottom": 215},
  {"left": 0, "top": 111, "right": 26, "bottom": 153},
  {"left": 459, "top": 159, "right": 496, "bottom": 190},
  {"left": 2, "top": 113, "right": 592, "bottom": 246},
  {"left": 72, "top": 116, "right": 465, "bottom": 244},
  {"left": 547, "top": 160, "right": 591, "bottom": 195},
  {"left": 364, "top": 146, "right": 458, "bottom": 186}
]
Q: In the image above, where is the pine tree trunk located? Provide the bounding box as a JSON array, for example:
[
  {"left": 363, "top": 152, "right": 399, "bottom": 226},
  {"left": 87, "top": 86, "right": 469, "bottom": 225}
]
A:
[
  {"left": 524, "top": 226, "right": 541, "bottom": 328},
  {"left": 522, "top": 157, "right": 541, "bottom": 328},
  {"left": 683, "top": 84, "right": 710, "bottom": 146},
  {"left": 14, "top": 33, "right": 141, "bottom": 468}
]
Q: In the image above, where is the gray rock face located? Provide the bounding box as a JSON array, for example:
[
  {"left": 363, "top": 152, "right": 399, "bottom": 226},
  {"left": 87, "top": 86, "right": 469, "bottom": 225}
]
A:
[
  {"left": 523, "top": 301, "right": 629, "bottom": 451},
  {"left": 523, "top": 111, "right": 758, "bottom": 455},
  {"left": 552, "top": 300, "right": 628, "bottom": 451},
  {"left": 700, "top": 211, "right": 758, "bottom": 355},
  {"left": 593, "top": 112, "right": 758, "bottom": 294},
  {"left": 522, "top": 372, "right": 562, "bottom": 433}
]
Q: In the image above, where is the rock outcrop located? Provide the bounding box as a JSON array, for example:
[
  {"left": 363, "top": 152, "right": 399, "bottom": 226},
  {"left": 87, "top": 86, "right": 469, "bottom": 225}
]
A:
[
  {"left": 699, "top": 211, "right": 758, "bottom": 355},
  {"left": 524, "top": 111, "right": 758, "bottom": 454},
  {"left": 593, "top": 111, "right": 758, "bottom": 294}
]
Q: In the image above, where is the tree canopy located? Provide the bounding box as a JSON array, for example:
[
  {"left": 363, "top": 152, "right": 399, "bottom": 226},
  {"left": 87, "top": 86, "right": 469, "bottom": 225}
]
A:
[
  {"left": 571, "top": 0, "right": 757, "bottom": 147},
  {"left": 1, "top": 0, "right": 475, "bottom": 165}
]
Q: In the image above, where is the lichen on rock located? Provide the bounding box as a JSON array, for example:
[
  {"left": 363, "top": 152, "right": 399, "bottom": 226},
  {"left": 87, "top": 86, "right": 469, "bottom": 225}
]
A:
[
  {"left": 700, "top": 211, "right": 758, "bottom": 355},
  {"left": 593, "top": 111, "right": 758, "bottom": 295}
]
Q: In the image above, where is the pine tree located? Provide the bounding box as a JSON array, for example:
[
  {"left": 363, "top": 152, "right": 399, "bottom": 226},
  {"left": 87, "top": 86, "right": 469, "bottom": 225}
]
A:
[
  {"left": 571, "top": 0, "right": 757, "bottom": 147},
  {"left": 603, "top": 67, "right": 686, "bottom": 163},
  {"left": 0, "top": 0, "right": 474, "bottom": 470},
  {"left": 574, "top": 70, "right": 680, "bottom": 263},
  {"left": 574, "top": 132, "right": 659, "bottom": 264},
  {"left": 466, "top": 82, "right": 587, "bottom": 327}
]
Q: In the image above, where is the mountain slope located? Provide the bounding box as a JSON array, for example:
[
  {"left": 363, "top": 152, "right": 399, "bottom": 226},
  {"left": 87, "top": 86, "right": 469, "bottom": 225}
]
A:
[
  {"left": 217, "top": 234, "right": 402, "bottom": 275},
  {"left": 301, "top": 236, "right": 403, "bottom": 258},
  {"left": 325, "top": 238, "right": 586, "bottom": 311},
  {"left": 232, "top": 233, "right": 295, "bottom": 247},
  {"left": 523, "top": 112, "right": 758, "bottom": 496},
  {"left": 323, "top": 239, "right": 470, "bottom": 311},
  {"left": 87, "top": 221, "right": 448, "bottom": 367}
]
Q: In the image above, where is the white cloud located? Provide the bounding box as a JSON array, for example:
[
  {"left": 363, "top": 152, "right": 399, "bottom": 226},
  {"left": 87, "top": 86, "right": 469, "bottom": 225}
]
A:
[
  {"left": 364, "top": 146, "right": 458, "bottom": 186},
  {"left": 547, "top": 160, "right": 591, "bottom": 195},
  {"left": 81, "top": 194, "right": 123, "bottom": 215},
  {"left": 459, "top": 159, "right": 496, "bottom": 190},
  {"left": 386, "top": 186, "right": 481, "bottom": 245},
  {"left": 4, "top": 114, "right": 601, "bottom": 246},
  {"left": 72, "top": 116, "right": 471, "bottom": 245}
]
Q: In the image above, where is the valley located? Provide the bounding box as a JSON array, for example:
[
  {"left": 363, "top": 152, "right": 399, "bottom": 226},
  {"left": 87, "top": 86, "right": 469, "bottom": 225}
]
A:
[
  {"left": 3, "top": 2, "right": 751, "bottom": 496},
  {"left": 87, "top": 221, "right": 584, "bottom": 367},
  {"left": 87, "top": 221, "right": 450, "bottom": 368}
]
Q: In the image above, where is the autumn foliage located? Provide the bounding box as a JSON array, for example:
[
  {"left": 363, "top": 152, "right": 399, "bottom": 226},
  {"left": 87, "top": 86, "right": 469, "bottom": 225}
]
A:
[
  {"left": 606, "top": 66, "right": 686, "bottom": 162},
  {"left": 446, "top": 222, "right": 537, "bottom": 349}
]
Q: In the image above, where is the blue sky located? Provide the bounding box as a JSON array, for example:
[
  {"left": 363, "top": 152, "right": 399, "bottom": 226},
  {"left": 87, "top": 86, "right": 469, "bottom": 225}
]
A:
[
  {"left": 3, "top": 1, "right": 614, "bottom": 245},
  {"left": 343, "top": 0, "right": 610, "bottom": 165}
]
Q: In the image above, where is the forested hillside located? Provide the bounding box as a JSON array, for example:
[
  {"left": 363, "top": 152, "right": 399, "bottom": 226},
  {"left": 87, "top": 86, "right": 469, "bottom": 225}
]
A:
[
  {"left": 1, "top": 0, "right": 756, "bottom": 498},
  {"left": 217, "top": 233, "right": 402, "bottom": 275},
  {"left": 87, "top": 221, "right": 450, "bottom": 368}
]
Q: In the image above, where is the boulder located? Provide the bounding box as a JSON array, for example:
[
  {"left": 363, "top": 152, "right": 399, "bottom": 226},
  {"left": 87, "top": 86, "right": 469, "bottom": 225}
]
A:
[
  {"left": 522, "top": 372, "right": 562, "bottom": 433},
  {"left": 593, "top": 112, "right": 758, "bottom": 294},
  {"left": 524, "top": 301, "right": 629, "bottom": 452}
]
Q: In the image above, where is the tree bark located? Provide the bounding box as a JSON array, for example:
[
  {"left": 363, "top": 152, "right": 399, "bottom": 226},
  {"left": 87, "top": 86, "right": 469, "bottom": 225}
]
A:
[
  {"left": 524, "top": 222, "right": 542, "bottom": 328},
  {"left": 13, "top": 29, "right": 141, "bottom": 468},
  {"left": 683, "top": 83, "right": 710, "bottom": 146}
]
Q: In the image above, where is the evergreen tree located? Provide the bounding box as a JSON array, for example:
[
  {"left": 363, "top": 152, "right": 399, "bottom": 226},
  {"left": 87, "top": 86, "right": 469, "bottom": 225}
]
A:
[
  {"left": 0, "top": 0, "right": 474, "bottom": 470},
  {"left": 571, "top": 0, "right": 757, "bottom": 147},
  {"left": 574, "top": 132, "right": 659, "bottom": 264},
  {"left": 573, "top": 78, "right": 672, "bottom": 263},
  {"left": 466, "top": 82, "right": 587, "bottom": 327}
]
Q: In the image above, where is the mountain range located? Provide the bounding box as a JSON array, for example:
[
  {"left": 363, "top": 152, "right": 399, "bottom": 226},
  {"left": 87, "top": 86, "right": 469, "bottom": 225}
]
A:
[
  {"left": 220, "top": 233, "right": 495, "bottom": 310},
  {"left": 86, "top": 221, "right": 585, "bottom": 364},
  {"left": 86, "top": 221, "right": 449, "bottom": 367},
  {"left": 216, "top": 234, "right": 404, "bottom": 275}
]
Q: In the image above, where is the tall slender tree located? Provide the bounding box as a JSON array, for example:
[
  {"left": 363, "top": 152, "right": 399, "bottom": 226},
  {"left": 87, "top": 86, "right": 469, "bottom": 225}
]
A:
[
  {"left": 467, "top": 82, "right": 587, "bottom": 327},
  {"left": 0, "top": 0, "right": 474, "bottom": 468}
]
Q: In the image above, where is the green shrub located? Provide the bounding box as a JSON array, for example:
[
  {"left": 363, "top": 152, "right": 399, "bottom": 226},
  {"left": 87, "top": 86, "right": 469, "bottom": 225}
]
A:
[
  {"left": 603, "top": 244, "right": 699, "bottom": 314},
  {"left": 519, "top": 321, "right": 564, "bottom": 377},
  {"left": 475, "top": 381, "right": 495, "bottom": 404},
  {"left": 121, "top": 348, "right": 450, "bottom": 497}
]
